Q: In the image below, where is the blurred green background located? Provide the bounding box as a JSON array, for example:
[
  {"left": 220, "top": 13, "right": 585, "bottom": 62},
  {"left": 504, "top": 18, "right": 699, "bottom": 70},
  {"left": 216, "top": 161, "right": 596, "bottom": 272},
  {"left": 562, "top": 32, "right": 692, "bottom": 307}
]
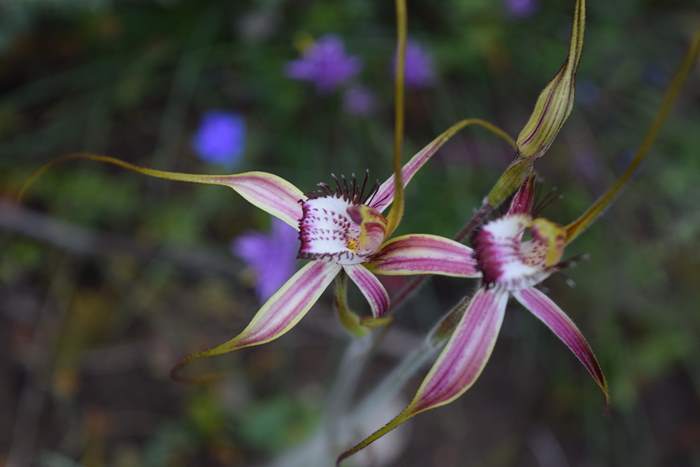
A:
[{"left": 1, "top": 0, "right": 699, "bottom": 466}]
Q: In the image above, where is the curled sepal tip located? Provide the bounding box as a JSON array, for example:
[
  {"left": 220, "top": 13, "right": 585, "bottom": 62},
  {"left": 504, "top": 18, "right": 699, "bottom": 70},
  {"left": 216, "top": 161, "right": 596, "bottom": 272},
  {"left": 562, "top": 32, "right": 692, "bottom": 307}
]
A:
[
  {"left": 338, "top": 288, "right": 508, "bottom": 464},
  {"left": 18, "top": 153, "right": 305, "bottom": 229},
  {"left": 171, "top": 261, "right": 340, "bottom": 383},
  {"left": 359, "top": 315, "right": 393, "bottom": 328},
  {"left": 333, "top": 274, "right": 369, "bottom": 337},
  {"left": 516, "top": 0, "right": 585, "bottom": 159}
]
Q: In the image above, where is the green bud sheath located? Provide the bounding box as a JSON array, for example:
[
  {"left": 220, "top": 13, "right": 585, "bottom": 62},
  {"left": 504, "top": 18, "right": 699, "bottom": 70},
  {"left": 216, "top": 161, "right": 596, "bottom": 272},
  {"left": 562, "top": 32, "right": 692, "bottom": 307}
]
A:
[{"left": 516, "top": 0, "right": 585, "bottom": 159}]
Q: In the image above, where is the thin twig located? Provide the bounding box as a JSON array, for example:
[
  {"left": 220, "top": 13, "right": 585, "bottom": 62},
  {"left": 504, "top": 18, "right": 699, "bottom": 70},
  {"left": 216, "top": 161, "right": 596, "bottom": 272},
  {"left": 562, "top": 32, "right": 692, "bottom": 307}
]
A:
[
  {"left": 6, "top": 259, "right": 74, "bottom": 467},
  {"left": 0, "top": 201, "right": 241, "bottom": 278}
]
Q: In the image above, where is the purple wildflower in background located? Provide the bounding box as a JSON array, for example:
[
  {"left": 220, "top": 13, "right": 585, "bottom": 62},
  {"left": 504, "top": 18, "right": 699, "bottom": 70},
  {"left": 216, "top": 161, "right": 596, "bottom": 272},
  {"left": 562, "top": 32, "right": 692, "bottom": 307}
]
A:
[
  {"left": 395, "top": 40, "right": 435, "bottom": 89},
  {"left": 232, "top": 219, "right": 299, "bottom": 302},
  {"left": 343, "top": 85, "right": 376, "bottom": 116},
  {"left": 192, "top": 111, "right": 246, "bottom": 167},
  {"left": 285, "top": 35, "right": 361, "bottom": 93},
  {"left": 505, "top": 0, "right": 539, "bottom": 18}
]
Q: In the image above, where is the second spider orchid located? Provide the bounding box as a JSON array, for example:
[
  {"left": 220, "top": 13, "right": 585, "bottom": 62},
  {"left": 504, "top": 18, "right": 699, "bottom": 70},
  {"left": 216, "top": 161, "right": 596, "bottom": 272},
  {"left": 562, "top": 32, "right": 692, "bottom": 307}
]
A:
[
  {"left": 337, "top": 175, "right": 610, "bottom": 462},
  {"left": 339, "top": 25, "right": 700, "bottom": 460}
]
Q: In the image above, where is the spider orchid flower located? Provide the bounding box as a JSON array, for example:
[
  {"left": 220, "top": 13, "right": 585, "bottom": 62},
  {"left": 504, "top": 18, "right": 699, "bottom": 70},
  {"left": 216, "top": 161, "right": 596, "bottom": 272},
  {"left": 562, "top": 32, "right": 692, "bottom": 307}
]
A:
[
  {"left": 337, "top": 177, "right": 606, "bottom": 463},
  {"left": 18, "top": 145, "right": 493, "bottom": 376},
  {"left": 339, "top": 31, "right": 700, "bottom": 464},
  {"left": 18, "top": 0, "right": 525, "bottom": 380},
  {"left": 16, "top": 119, "right": 509, "bottom": 372}
]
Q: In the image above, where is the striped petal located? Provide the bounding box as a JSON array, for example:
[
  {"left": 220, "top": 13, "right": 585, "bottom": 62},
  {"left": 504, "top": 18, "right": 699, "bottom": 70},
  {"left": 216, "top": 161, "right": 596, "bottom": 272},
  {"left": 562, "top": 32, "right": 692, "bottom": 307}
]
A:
[
  {"left": 408, "top": 287, "right": 508, "bottom": 412},
  {"left": 338, "top": 287, "right": 507, "bottom": 464},
  {"left": 368, "top": 234, "right": 480, "bottom": 278},
  {"left": 513, "top": 287, "right": 608, "bottom": 401},
  {"left": 369, "top": 119, "right": 517, "bottom": 213},
  {"left": 343, "top": 264, "right": 390, "bottom": 318},
  {"left": 178, "top": 261, "right": 340, "bottom": 365},
  {"left": 221, "top": 172, "right": 305, "bottom": 229},
  {"left": 18, "top": 154, "right": 305, "bottom": 229}
]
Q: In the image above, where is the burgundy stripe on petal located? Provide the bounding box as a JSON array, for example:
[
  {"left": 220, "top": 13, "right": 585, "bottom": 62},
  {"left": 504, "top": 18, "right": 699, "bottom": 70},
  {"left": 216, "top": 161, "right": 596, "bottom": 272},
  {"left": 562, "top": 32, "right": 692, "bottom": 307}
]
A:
[
  {"left": 369, "top": 234, "right": 481, "bottom": 278},
  {"left": 198, "top": 261, "right": 340, "bottom": 354},
  {"left": 513, "top": 287, "right": 608, "bottom": 401},
  {"left": 370, "top": 138, "right": 442, "bottom": 212},
  {"left": 411, "top": 287, "right": 508, "bottom": 413},
  {"left": 343, "top": 264, "right": 390, "bottom": 318},
  {"left": 215, "top": 171, "right": 305, "bottom": 229},
  {"left": 335, "top": 287, "right": 508, "bottom": 466}
]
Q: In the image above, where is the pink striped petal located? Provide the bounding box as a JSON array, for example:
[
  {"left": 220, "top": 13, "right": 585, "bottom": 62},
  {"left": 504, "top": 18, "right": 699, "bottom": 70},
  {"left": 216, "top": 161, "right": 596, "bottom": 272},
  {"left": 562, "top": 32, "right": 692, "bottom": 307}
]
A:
[
  {"left": 368, "top": 234, "right": 481, "bottom": 278},
  {"left": 369, "top": 119, "right": 517, "bottom": 213},
  {"left": 215, "top": 171, "right": 304, "bottom": 229},
  {"left": 21, "top": 156, "right": 303, "bottom": 229},
  {"left": 343, "top": 264, "right": 390, "bottom": 318},
  {"left": 370, "top": 138, "right": 441, "bottom": 212},
  {"left": 192, "top": 261, "right": 340, "bottom": 354},
  {"left": 513, "top": 287, "right": 608, "bottom": 401},
  {"left": 409, "top": 286, "right": 508, "bottom": 412},
  {"left": 337, "top": 287, "right": 507, "bottom": 463}
]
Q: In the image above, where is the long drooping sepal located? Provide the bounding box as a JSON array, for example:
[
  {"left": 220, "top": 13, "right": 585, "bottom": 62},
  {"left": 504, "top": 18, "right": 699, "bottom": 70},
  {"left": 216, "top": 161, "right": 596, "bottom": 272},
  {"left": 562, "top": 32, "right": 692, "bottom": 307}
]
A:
[
  {"left": 343, "top": 264, "right": 390, "bottom": 318},
  {"left": 371, "top": 119, "right": 517, "bottom": 213},
  {"left": 171, "top": 261, "right": 340, "bottom": 381},
  {"left": 565, "top": 32, "right": 700, "bottom": 244},
  {"left": 18, "top": 153, "right": 305, "bottom": 229},
  {"left": 384, "top": 0, "right": 408, "bottom": 236},
  {"left": 516, "top": 0, "right": 585, "bottom": 159},
  {"left": 337, "top": 287, "right": 507, "bottom": 465},
  {"left": 513, "top": 287, "right": 608, "bottom": 402},
  {"left": 367, "top": 234, "right": 481, "bottom": 278}
]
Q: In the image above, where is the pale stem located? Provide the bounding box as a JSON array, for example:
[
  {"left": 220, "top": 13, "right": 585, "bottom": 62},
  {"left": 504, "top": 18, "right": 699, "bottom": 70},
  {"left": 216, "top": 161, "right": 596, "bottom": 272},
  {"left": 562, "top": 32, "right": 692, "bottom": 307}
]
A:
[
  {"left": 385, "top": 0, "right": 407, "bottom": 235},
  {"left": 266, "top": 327, "right": 441, "bottom": 467}
]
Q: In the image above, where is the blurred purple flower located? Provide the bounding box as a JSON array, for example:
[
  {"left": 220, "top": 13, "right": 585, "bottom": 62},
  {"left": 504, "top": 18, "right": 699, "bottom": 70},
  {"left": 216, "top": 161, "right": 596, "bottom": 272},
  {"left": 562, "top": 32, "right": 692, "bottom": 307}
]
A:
[
  {"left": 394, "top": 40, "right": 435, "bottom": 89},
  {"left": 505, "top": 0, "right": 539, "bottom": 18},
  {"left": 232, "top": 219, "right": 299, "bottom": 302},
  {"left": 192, "top": 111, "right": 246, "bottom": 167},
  {"left": 285, "top": 35, "right": 361, "bottom": 93},
  {"left": 343, "top": 85, "right": 376, "bottom": 116}
]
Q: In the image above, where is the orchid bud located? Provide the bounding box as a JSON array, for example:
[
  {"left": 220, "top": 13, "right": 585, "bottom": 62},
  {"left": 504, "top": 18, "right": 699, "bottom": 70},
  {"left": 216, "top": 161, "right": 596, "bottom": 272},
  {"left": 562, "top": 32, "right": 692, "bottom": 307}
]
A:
[{"left": 516, "top": 0, "right": 585, "bottom": 159}]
